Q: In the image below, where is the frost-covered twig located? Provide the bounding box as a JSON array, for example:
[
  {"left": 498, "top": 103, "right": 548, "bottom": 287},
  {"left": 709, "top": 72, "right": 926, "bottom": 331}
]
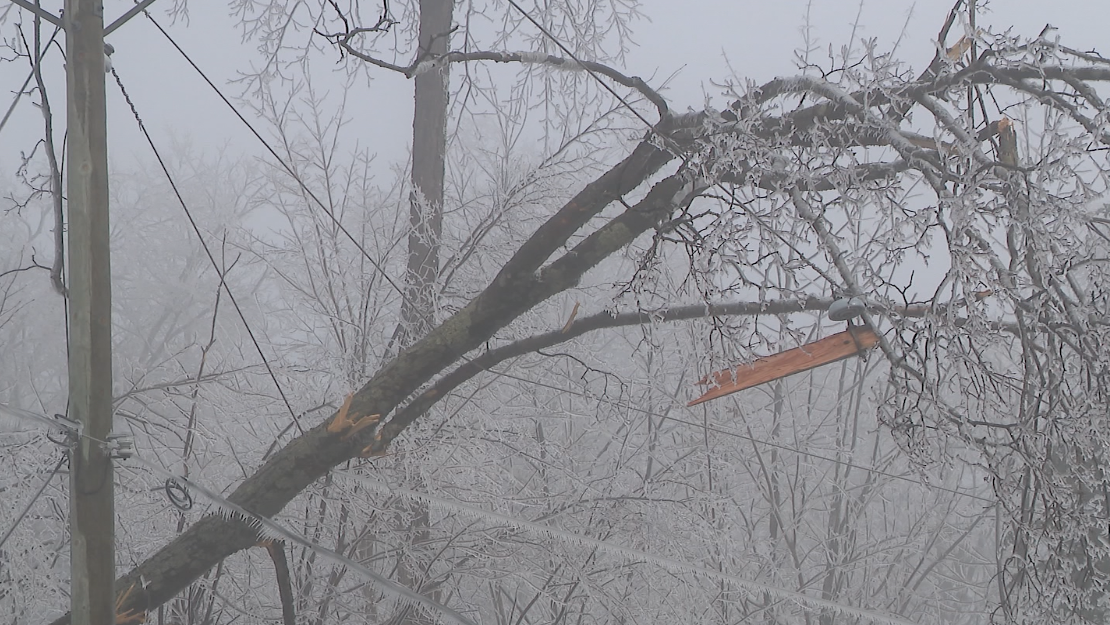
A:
[{"left": 330, "top": 35, "right": 669, "bottom": 119}]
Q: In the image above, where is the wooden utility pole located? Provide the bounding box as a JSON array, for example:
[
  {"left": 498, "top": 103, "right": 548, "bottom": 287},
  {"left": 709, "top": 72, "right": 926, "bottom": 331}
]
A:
[{"left": 64, "top": 0, "right": 114, "bottom": 623}]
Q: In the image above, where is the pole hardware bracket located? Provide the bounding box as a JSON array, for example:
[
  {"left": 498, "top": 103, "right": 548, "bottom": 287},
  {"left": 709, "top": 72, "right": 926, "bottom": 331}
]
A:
[
  {"left": 48, "top": 413, "right": 83, "bottom": 448},
  {"left": 104, "top": 434, "right": 135, "bottom": 460}
]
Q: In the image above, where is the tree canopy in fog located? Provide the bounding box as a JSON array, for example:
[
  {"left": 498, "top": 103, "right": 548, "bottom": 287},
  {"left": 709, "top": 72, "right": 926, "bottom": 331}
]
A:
[{"left": 4, "top": 1, "right": 1110, "bottom": 623}]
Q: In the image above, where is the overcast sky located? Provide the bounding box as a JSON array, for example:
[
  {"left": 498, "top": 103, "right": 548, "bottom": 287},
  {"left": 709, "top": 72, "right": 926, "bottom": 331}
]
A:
[{"left": 2, "top": 1, "right": 1107, "bottom": 185}]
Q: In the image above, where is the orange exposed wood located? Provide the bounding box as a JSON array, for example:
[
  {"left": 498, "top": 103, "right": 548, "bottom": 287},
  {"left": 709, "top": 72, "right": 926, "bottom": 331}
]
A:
[
  {"left": 689, "top": 327, "right": 880, "bottom": 406},
  {"left": 326, "top": 392, "right": 380, "bottom": 440}
]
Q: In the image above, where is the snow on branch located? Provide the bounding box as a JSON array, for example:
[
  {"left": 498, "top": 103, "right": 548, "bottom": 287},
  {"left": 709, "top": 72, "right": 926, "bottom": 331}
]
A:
[{"left": 324, "top": 27, "right": 669, "bottom": 120}]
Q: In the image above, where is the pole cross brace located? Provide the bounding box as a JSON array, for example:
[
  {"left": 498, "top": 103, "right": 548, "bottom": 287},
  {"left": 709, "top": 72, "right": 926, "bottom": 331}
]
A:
[{"left": 9, "top": 0, "right": 163, "bottom": 36}]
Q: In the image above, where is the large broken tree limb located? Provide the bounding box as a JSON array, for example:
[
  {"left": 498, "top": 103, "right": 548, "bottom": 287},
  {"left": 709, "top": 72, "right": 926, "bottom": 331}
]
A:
[
  {"left": 391, "top": 298, "right": 842, "bottom": 427},
  {"left": 43, "top": 23, "right": 1110, "bottom": 622},
  {"left": 43, "top": 79, "right": 1006, "bottom": 625},
  {"left": 366, "top": 172, "right": 693, "bottom": 447},
  {"left": 46, "top": 133, "right": 683, "bottom": 625}
]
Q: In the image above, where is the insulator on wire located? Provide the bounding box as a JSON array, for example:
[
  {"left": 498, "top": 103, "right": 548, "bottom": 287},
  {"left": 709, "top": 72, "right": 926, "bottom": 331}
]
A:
[
  {"left": 105, "top": 434, "right": 134, "bottom": 460},
  {"left": 828, "top": 297, "right": 867, "bottom": 321}
]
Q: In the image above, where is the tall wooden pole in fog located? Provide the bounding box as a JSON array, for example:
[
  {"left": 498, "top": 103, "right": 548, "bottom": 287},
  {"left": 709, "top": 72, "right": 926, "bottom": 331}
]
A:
[{"left": 64, "top": 0, "right": 115, "bottom": 623}]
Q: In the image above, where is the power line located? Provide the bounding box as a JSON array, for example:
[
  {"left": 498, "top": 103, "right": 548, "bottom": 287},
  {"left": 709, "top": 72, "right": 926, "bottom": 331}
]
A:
[
  {"left": 0, "top": 415, "right": 471, "bottom": 624},
  {"left": 0, "top": 404, "right": 74, "bottom": 434},
  {"left": 0, "top": 402, "right": 967, "bottom": 625},
  {"left": 0, "top": 24, "right": 61, "bottom": 140},
  {"left": 4, "top": 394, "right": 990, "bottom": 512},
  {"left": 336, "top": 470, "right": 919, "bottom": 625},
  {"left": 128, "top": 11, "right": 414, "bottom": 442},
  {"left": 503, "top": 0, "right": 660, "bottom": 131},
  {"left": 0, "top": 454, "right": 66, "bottom": 550},
  {"left": 108, "top": 67, "right": 304, "bottom": 437},
  {"left": 138, "top": 12, "right": 407, "bottom": 301},
  {"left": 117, "top": 441, "right": 918, "bottom": 625},
  {"left": 0, "top": 366, "right": 994, "bottom": 506},
  {"left": 116, "top": 453, "right": 476, "bottom": 625},
  {"left": 483, "top": 366, "right": 996, "bottom": 504}
]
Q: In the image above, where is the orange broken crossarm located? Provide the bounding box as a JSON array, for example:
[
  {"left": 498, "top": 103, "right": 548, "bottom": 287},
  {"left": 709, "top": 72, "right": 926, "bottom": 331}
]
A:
[{"left": 688, "top": 326, "right": 880, "bottom": 406}]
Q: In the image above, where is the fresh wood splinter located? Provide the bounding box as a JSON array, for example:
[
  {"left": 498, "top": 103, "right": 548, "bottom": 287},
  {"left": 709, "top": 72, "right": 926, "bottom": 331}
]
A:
[{"left": 326, "top": 392, "right": 381, "bottom": 440}]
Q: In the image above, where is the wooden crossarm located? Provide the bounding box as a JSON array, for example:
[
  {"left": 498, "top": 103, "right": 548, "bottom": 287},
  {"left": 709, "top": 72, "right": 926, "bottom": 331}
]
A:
[{"left": 690, "top": 327, "right": 880, "bottom": 406}]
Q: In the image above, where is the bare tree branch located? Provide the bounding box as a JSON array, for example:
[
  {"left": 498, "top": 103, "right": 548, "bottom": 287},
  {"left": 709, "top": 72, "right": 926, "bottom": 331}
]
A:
[{"left": 326, "top": 31, "right": 669, "bottom": 119}]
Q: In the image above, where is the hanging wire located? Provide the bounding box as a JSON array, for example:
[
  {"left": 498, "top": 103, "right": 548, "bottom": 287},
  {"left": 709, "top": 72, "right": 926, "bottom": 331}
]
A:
[
  {"left": 117, "top": 453, "right": 476, "bottom": 625},
  {"left": 163, "top": 478, "right": 192, "bottom": 511},
  {"left": 0, "top": 455, "right": 66, "bottom": 551},
  {"left": 108, "top": 67, "right": 305, "bottom": 437},
  {"left": 0, "top": 404, "right": 79, "bottom": 440},
  {"left": 0, "top": 19, "right": 73, "bottom": 417}
]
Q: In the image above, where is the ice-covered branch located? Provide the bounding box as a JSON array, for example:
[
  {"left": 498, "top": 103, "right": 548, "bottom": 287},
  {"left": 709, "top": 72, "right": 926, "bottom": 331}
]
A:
[{"left": 331, "top": 36, "right": 670, "bottom": 119}]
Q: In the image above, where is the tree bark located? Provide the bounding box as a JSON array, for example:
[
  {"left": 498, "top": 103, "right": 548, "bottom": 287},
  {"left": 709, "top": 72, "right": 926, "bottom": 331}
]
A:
[
  {"left": 400, "top": 0, "right": 453, "bottom": 344},
  {"left": 393, "top": 2, "right": 453, "bottom": 620}
]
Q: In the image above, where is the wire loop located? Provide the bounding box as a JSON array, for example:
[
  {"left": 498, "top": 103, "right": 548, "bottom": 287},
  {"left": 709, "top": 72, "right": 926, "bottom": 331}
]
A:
[{"left": 164, "top": 478, "right": 193, "bottom": 511}]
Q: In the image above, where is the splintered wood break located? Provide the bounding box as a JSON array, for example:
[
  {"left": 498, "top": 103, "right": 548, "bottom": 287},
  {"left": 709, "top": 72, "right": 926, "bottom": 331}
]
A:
[
  {"left": 946, "top": 35, "right": 972, "bottom": 60},
  {"left": 689, "top": 326, "right": 880, "bottom": 406},
  {"left": 325, "top": 393, "right": 355, "bottom": 434},
  {"left": 326, "top": 392, "right": 381, "bottom": 440},
  {"left": 115, "top": 583, "right": 146, "bottom": 625},
  {"left": 561, "top": 301, "right": 581, "bottom": 333},
  {"left": 360, "top": 444, "right": 387, "bottom": 458},
  {"left": 341, "top": 413, "right": 381, "bottom": 440},
  {"left": 360, "top": 431, "right": 389, "bottom": 458},
  {"left": 996, "top": 117, "right": 1019, "bottom": 166}
]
